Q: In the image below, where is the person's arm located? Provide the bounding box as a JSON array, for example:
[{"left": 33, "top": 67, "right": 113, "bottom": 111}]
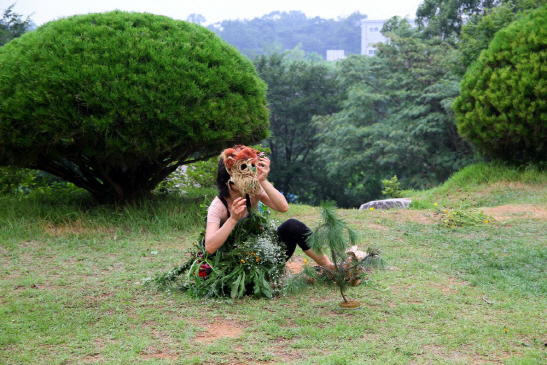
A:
[
  {"left": 259, "top": 180, "right": 288, "bottom": 212},
  {"left": 205, "top": 197, "right": 247, "bottom": 254},
  {"left": 256, "top": 157, "right": 289, "bottom": 213}
]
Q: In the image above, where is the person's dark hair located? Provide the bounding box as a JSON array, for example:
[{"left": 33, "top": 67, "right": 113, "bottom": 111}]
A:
[{"left": 216, "top": 158, "right": 232, "bottom": 199}]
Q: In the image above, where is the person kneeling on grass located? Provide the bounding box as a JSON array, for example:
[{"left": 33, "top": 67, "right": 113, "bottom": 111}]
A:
[
  {"left": 206, "top": 145, "right": 334, "bottom": 269},
  {"left": 150, "top": 145, "right": 335, "bottom": 298}
]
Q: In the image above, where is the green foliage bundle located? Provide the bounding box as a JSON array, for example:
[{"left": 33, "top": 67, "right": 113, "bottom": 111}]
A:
[
  {"left": 147, "top": 207, "right": 286, "bottom": 299},
  {"left": 453, "top": 6, "right": 547, "bottom": 164},
  {"left": 315, "top": 19, "right": 475, "bottom": 197},
  {"left": 382, "top": 175, "right": 403, "bottom": 198},
  {"left": 0, "top": 11, "right": 269, "bottom": 203},
  {"left": 433, "top": 198, "right": 493, "bottom": 228}
]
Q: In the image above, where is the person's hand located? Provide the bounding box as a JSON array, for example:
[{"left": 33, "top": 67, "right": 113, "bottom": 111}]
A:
[
  {"left": 256, "top": 157, "right": 270, "bottom": 182},
  {"left": 230, "top": 197, "right": 247, "bottom": 222}
]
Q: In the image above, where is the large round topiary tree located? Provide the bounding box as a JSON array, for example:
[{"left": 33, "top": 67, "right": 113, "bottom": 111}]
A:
[
  {"left": 453, "top": 6, "right": 547, "bottom": 164},
  {"left": 0, "top": 11, "right": 269, "bottom": 202}
]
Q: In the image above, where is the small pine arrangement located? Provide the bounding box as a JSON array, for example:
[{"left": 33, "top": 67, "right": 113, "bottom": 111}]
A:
[{"left": 306, "top": 201, "right": 385, "bottom": 304}]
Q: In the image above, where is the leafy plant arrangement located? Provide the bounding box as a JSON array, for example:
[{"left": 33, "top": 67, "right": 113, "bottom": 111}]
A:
[
  {"left": 306, "top": 201, "right": 385, "bottom": 308},
  {"left": 382, "top": 175, "right": 403, "bottom": 199},
  {"left": 433, "top": 198, "right": 493, "bottom": 228},
  {"left": 146, "top": 207, "right": 286, "bottom": 299}
]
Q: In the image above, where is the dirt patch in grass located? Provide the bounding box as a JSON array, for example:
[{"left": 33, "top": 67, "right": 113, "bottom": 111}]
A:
[
  {"left": 286, "top": 260, "right": 305, "bottom": 274},
  {"left": 447, "top": 276, "right": 468, "bottom": 286},
  {"left": 483, "top": 204, "right": 547, "bottom": 221},
  {"left": 18, "top": 240, "right": 40, "bottom": 248},
  {"left": 385, "top": 209, "right": 434, "bottom": 224},
  {"left": 410, "top": 344, "right": 502, "bottom": 365},
  {"left": 270, "top": 347, "right": 304, "bottom": 363},
  {"left": 82, "top": 352, "right": 105, "bottom": 364},
  {"left": 92, "top": 338, "right": 117, "bottom": 351},
  {"left": 141, "top": 352, "right": 179, "bottom": 360},
  {"left": 193, "top": 318, "right": 246, "bottom": 343},
  {"left": 367, "top": 223, "right": 388, "bottom": 231},
  {"left": 41, "top": 221, "right": 116, "bottom": 237}
]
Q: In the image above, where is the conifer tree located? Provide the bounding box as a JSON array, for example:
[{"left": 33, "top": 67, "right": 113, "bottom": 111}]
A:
[
  {"left": 453, "top": 5, "right": 547, "bottom": 164},
  {"left": 0, "top": 11, "right": 269, "bottom": 203}
]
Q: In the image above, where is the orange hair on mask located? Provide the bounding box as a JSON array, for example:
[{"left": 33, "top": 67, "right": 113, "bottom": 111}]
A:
[{"left": 222, "top": 145, "right": 258, "bottom": 171}]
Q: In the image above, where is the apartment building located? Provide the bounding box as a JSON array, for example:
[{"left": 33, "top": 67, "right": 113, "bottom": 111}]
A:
[{"left": 360, "top": 19, "right": 416, "bottom": 56}]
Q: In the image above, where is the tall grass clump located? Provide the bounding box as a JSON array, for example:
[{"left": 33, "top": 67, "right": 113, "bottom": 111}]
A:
[{"left": 0, "top": 191, "right": 209, "bottom": 244}]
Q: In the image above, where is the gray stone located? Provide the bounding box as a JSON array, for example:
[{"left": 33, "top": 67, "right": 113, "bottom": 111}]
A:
[{"left": 359, "top": 198, "right": 412, "bottom": 210}]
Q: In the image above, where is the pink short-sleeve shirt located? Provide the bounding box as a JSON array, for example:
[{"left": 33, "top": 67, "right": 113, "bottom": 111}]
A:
[{"left": 207, "top": 190, "right": 265, "bottom": 225}]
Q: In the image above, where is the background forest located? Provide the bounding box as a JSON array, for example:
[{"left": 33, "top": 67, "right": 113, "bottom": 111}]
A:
[
  {"left": 1, "top": 0, "right": 546, "bottom": 207},
  {"left": 204, "top": 0, "right": 547, "bottom": 207}
]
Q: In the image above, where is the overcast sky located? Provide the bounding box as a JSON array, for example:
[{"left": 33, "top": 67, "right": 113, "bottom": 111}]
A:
[{"left": 9, "top": 0, "right": 423, "bottom": 26}]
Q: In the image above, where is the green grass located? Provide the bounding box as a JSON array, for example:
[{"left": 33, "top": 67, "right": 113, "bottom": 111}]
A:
[
  {"left": 407, "top": 162, "right": 547, "bottom": 209},
  {"left": 1, "top": 163, "right": 546, "bottom": 364}
]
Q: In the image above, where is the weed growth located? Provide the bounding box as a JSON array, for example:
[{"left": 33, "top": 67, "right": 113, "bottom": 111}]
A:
[
  {"left": 382, "top": 175, "right": 403, "bottom": 198},
  {"left": 432, "top": 196, "right": 493, "bottom": 228}
]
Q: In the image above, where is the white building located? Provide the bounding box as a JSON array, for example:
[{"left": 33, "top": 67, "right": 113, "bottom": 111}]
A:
[
  {"left": 360, "top": 19, "right": 416, "bottom": 56},
  {"left": 326, "top": 50, "right": 346, "bottom": 62}
]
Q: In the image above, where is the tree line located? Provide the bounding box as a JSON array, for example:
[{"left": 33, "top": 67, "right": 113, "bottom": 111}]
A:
[{"left": 206, "top": 10, "right": 364, "bottom": 60}]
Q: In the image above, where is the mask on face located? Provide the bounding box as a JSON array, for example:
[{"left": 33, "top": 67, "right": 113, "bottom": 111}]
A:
[{"left": 221, "top": 145, "right": 262, "bottom": 197}]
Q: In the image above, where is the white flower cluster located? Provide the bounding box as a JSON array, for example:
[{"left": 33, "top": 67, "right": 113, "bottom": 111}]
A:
[
  {"left": 253, "top": 219, "right": 284, "bottom": 265},
  {"left": 254, "top": 234, "right": 285, "bottom": 265}
]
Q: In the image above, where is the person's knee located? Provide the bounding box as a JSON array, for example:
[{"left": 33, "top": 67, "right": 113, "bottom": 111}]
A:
[
  {"left": 278, "top": 219, "right": 298, "bottom": 237},
  {"left": 279, "top": 219, "right": 308, "bottom": 235}
]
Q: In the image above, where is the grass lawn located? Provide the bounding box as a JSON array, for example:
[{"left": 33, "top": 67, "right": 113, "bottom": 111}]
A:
[{"left": 1, "top": 164, "right": 546, "bottom": 364}]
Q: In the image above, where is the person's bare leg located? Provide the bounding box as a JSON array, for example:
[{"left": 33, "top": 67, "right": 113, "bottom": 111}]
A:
[{"left": 303, "top": 249, "right": 334, "bottom": 271}]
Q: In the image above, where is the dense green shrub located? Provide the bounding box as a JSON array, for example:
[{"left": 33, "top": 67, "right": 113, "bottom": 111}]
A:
[
  {"left": 453, "top": 6, "right": 547, "bottom": 164},
  {"left": 0, "top": 11, "right": 268, "bottom": 203}
]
